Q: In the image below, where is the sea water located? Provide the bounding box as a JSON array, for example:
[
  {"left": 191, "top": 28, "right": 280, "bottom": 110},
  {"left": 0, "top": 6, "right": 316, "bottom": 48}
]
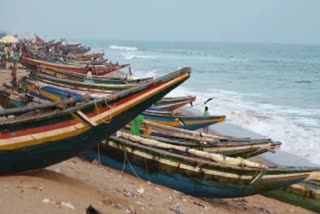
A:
[{"left": 81, "top": 40, "right": 320, "bottom": 165}]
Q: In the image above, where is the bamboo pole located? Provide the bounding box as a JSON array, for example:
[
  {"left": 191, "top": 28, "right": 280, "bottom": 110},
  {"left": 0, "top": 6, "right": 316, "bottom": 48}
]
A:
[{"left": 118, "top": 131, "right": 267, "bottom": 169}]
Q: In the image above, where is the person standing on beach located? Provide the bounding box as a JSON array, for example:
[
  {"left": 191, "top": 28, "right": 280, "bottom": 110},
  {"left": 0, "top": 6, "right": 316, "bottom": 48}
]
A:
[
  {"left": 11, "top": 61, "right": 18, "bottom": 86},
  {"left": 130, "top": 115, "right": 146, "bottom": 136},
  {"left": 3, "top": 44, "right": 10, "bottom": 68},
  {"left": 86, "top": 67, "right": 93, "bottom": 79},
  {"left": 128, "top": 66, "right": 134, "bottom": 80},
  {"left": 203, "top": 106, "right": 210, "bottom": 134}
]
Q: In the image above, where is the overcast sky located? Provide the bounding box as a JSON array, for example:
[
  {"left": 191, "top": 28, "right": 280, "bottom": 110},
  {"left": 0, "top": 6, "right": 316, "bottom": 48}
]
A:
[{"left": 1, "top": 0, "right": 320, "bottom": 44}]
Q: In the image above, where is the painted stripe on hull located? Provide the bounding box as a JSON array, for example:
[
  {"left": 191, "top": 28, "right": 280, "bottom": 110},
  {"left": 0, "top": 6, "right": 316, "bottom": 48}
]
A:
[
  {"left": 83, "top": 144, "right": 309, "bottom": 198},
  {"left": 0, "top": 70, "right": 189, "bottom": 173},
  {"left": 0, "top": 73, "right": 189, "bottom": 149}
]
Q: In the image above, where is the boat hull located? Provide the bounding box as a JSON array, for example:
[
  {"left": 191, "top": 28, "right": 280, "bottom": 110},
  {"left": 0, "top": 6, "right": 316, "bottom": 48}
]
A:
[
  {"left": 83, "top": 137, "right": 312, "bottom": 198},
  {"left": 263, "top": 181, "right": 320, "bottom": 212},
  {"left": 0, "top": 68, "right": 190, "bottom": 174},
  {"left": 21, "top": 57, "right": 124, "bottom": 75},
  {"left": 40, "top": 66, "right": 152, "bottom": 85},
  {"left": 142, "top": 113, "right": 226, "bottom": 130},
  {"left": 153, "top": 96, "right": 196, "bottom": 111}
]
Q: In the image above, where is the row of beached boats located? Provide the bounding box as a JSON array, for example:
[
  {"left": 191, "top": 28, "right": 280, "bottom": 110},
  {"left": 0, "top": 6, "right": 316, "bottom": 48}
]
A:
[{"left": 1, "top": 36, "right": 319, "bottom": 212}]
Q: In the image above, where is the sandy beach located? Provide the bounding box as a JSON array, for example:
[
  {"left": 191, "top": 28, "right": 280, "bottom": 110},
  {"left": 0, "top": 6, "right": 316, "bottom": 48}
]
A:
[
  {"left": 0, "top": 67, "right": 318, "bottom": 213},
  {"left": 0, "top": 157, "right": 316, "bottom": 214}
]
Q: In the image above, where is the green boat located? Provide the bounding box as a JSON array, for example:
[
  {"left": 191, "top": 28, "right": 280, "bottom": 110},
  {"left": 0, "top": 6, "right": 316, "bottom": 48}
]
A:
[{"left": 264, "top": 179, "right": 320, "bottom": 212}]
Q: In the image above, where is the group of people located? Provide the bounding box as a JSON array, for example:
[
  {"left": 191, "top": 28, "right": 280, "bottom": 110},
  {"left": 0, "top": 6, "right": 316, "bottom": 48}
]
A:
[
  {"left": 1, "top": 43, "right": 22, "bottom": 69},
  {"left": 3, "top": 44, "right": 14, "bottom": 60}
]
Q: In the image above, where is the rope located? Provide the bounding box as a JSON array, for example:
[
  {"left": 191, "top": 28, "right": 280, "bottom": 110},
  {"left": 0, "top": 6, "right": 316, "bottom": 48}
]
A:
[
  {"left": 121, "top": 146, "right": 126, "bottom": 173},
  {"left": 120, "top": 144, "right": 142, "bottom": 180},
  {"left": 104, "top": 97, "right": 116, "bottom": 108},
  {"left": 125, "top": 153, "right": 142, "bottom": 180},
  {"left": 97, "top": 144, "right": 101, "bottom": 165},
  {"left": 93, "top": 100, "right": 113, "bottom": 124},
  {"left": 102, "top": 114, "right": 112, "bottom": 124},
  {"left": 144, "top": 158, "right": 152, "bottom": 182},
  {"left": 94, "top": 101, "right": 102, "bottom": 113}
]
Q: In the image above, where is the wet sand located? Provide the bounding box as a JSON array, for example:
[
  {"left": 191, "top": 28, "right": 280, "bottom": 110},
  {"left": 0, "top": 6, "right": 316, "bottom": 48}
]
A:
[{"left": 0, "top": 67, "right": 317, "bottom": 213}]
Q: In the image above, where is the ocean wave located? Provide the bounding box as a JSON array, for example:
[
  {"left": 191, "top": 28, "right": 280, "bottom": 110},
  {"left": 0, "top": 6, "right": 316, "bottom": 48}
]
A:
[
  {"left": 134, "top": 69, "right": 158, "bottom": 79},
  {"left": 163, "top": 86, "right": 320, "bottom": 164},
  {"left": 295, "top": 80, "right": 312, "bottom": 84},
  {"left": 109, "top": 45, "right": 138, "bottom": 51},
  {"left": 121, "top": 52, "right": 157, "bottom": 60}
]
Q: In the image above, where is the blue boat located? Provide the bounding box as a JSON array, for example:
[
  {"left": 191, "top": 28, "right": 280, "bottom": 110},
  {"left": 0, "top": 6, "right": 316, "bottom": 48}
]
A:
[
  {"left": 142, "top": 108, "right": 226, "bottom": 130},
  {"left": 18, "top": 78, "right": 89, "bottom": 103}
]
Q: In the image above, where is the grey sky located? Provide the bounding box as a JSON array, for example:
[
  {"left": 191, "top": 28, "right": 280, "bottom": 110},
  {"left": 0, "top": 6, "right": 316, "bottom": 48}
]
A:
[{"left": 2, "top": 0, "right": 320, "bottom": 43}]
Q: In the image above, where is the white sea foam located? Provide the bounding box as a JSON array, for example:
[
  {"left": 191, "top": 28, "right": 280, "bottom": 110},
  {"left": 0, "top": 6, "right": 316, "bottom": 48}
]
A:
[
  {"left": 134, "top": 69, "right": 158, "bottom": 79},
  {"left": 109, "top": 45, "right": 138, "bottom": 51},
  {"left": 165, "top": 86, "right": 320, "bottom": 164},
  {"left": 121, "top": 52, "right": 157, "bottom": 60}
]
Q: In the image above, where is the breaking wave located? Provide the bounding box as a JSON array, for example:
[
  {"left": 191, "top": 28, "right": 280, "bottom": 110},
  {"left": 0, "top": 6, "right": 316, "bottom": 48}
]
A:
[
  {"left": 166, "top": 86, "right": 320, "bottom": 165},
  {"left": 109, "top": 45, "right": 138, "bottom": 51},
  {"left": 121, "top": 52, "right": 157, "bottom": 60}
]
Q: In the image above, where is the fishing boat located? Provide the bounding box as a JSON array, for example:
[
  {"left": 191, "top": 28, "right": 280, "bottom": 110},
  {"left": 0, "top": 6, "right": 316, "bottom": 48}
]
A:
[
  {"left": 0, "top": 89, "right": 39, "bottom": 108},
  {"left": 0, "top": 67, "right": 190, "bottom": 174},
  {"left": 13, "top": 78, "right": 89, "bottom": 103},
  {"left": 142, "top": 108, "right": 226, "bottom": 130},
  {"left": 68, "top": 53, "right": 104, "bottom": 61},
  {"left": 83, "top": 132, "right": 318, "bottom": 198},
  {"left": 0, "top": 90, "right": 10, "bottom": 108},
  {"left": 28, "top": 71, "right": 137, "bottom": 93},
  {"left": 18, "top": 78, "right": 201, "bottom": 114},
  {"left": 124, "top": 122, "right": 281, "bottom": 158},
  {"left": 263, "top": 178, "right": 320, "bottom": 212},
  {"left": 39, "top": 66, "right": 153, "bottom": 85},
  {"left": 34, "top": 53, "right": 108, "bottom": 66},
  {"left": 152, "top": 95, "right": 196, "bottom": 110},
  {"left": 21, "top": 57, "right": 128, "bottom": 75}
]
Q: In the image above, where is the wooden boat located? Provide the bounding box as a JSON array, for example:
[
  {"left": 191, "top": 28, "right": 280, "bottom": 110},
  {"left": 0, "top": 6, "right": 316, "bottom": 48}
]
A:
[
  {"left": 15, "top": 78, "right": 89, "bottom": 103},
  {"left": 18, "top": 78, "right": 201, "bottom": 115},
  {"left": 68, "top": 46, "right": 91, "bottom": 54},
  {"left": 142, "top": 108, "right": 226, "bottom": 130},
  {"left": 67, "top": 43, "right": 81, "bottom": 48},
  {"left": 124, "top": 122, "right": 281, "bottom": 158},
  {"left": 67, "top": 58, "right": 108, "bottom": 66},
  {"left": 29, "top": 71, "right": 142, "bottom": 93},
  {"left": 264, "top": 179, "right": 320, "bottom": 212},
  {"left": 34, "top": 54, "right": 108, "bottom": 66},
  {"left": 83, "top": 133, "right": 318, "bottom": 198},
  {"left": 0, "top": 67, "right": 190, "bottom": 174},
  {"left": 21, "top": 57, "right": 128, "bottom": 75},
  {"left": 39, "top": 66, "right": 153, "bottom": 85},
  {"left": 0, "top": 89, "right": 37, "bottom": 108},
  {"left": 0, "top": 90, "right": 10, "bottom": 108},
  {"left": 68, "top": 53, "right": 104, "bottom": 61},
  {"left": 152, "top": 96, "right": 196, "bottom": 110}
]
